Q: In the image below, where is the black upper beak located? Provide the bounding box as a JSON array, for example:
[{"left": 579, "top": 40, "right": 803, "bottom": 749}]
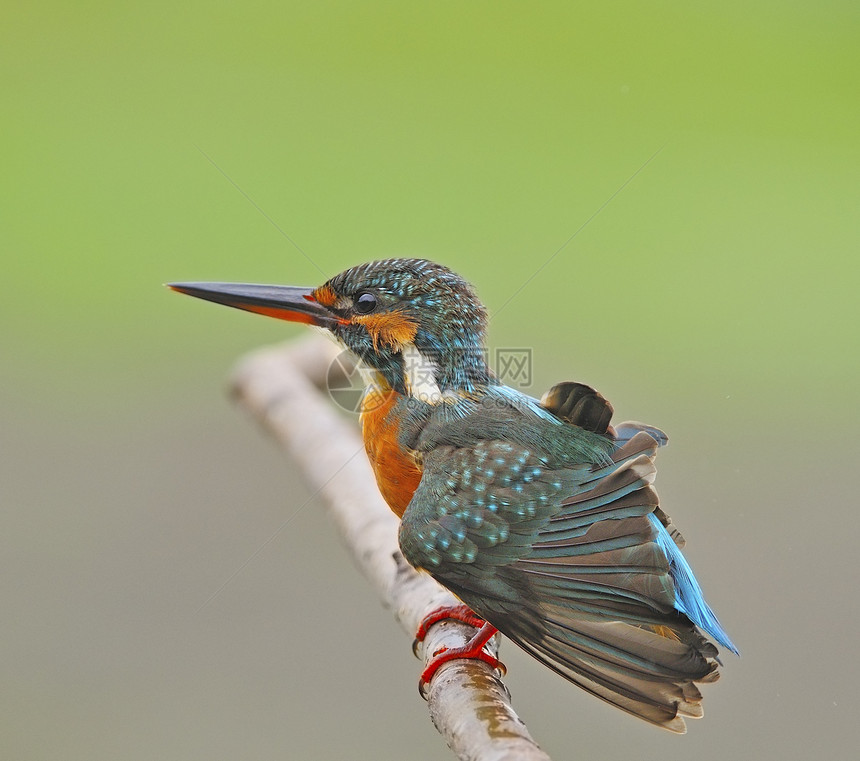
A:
[{"left": 167, "top": 282, "right": 342, "bottom": 329}]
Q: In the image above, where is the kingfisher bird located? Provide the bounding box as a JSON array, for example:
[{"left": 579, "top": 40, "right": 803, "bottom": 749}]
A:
[{"left": 170, "top": 258, "right": 737, "bottom": 732}]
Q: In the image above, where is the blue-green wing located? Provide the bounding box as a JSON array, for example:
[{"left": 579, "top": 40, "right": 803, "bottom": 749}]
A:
[{"left": 399, "top": 430, "right": 731, "bottom": 732}]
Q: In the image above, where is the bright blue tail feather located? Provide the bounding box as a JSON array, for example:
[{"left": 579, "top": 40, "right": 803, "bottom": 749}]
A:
[{"left": 649, "top": 514, "right": 739, "bottom": 654}]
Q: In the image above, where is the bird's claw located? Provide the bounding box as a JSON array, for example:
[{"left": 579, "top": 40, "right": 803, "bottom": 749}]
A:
[
  {"left": 416, "top": 621, "right": 505, "bottom": 698},
  {"left": 418, "top": 639, "right": 506, "bottom": 698},
  {"left": 412, "top": 604, "right": 487, "bottom": 657}
]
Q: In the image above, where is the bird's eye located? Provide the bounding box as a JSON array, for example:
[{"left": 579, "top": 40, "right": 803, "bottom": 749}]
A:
[{"left": 354, "top": 292, "right": 378, "bottom": 314}]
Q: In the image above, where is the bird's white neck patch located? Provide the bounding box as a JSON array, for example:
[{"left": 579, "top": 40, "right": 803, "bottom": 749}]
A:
[{"left": 402, "top": 342, "right": 443, "bottom": 404}]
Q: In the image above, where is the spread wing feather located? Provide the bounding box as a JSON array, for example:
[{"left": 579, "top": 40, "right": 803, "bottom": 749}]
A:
[{"left": 399, "top": 429, "right": 733, "bottom": 732}]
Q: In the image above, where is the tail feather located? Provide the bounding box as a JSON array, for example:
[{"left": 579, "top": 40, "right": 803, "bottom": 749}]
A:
[{"left": 511, "top": 630, "right": 713, "bottom": 732}]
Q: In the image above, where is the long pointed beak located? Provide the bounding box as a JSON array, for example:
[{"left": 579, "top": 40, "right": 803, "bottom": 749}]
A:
[{"left": 167, "top": 282, "right": 342, "bottom": 329}]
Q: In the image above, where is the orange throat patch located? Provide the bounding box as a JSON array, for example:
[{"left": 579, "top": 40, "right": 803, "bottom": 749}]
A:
[{"left": 360, "top": 386, "right": 422, "bottom": 518}]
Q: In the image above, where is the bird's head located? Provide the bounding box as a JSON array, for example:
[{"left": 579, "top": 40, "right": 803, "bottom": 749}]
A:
[{"left": 169, "top": 258, "right": 491, "bottom": 399}]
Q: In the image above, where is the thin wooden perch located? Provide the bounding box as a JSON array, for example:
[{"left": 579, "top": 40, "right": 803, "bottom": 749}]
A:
[{"left": 230, "top": 335, "right": 551, "bottom": 761}]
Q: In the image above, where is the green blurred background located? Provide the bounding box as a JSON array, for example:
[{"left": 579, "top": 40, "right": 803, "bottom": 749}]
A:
[{"left": 2, "top": 2, "right": 857, "bottom": 759}]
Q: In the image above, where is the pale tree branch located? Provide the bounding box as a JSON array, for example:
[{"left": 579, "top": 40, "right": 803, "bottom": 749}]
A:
[{"left": 229, "top": 335, "right": 552, "bottom": 761}]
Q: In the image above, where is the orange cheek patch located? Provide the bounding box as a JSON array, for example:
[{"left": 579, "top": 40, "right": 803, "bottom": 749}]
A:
[
  {"left": 353, "top": 312, "right": 418, "bottom": 351},
  {"left": 311, "top": 284, "right": 338, "bottom": 307}
]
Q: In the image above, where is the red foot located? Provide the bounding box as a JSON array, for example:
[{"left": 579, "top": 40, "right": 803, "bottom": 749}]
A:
[
  {"left": 414, "top": 604, "right": 487, "bottom": 643},
  {"left": 417, "top": 621, "right": 505, "bottom": 696}
]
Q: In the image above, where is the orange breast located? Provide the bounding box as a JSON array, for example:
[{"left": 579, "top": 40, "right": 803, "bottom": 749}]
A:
[{"left": 360, "top": 387, "right": 423, "bottom": 518}]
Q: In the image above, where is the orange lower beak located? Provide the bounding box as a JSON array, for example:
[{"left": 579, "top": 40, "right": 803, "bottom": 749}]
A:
[{"left": 167, "top": 282, "right": 342, "bottom": 328}]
